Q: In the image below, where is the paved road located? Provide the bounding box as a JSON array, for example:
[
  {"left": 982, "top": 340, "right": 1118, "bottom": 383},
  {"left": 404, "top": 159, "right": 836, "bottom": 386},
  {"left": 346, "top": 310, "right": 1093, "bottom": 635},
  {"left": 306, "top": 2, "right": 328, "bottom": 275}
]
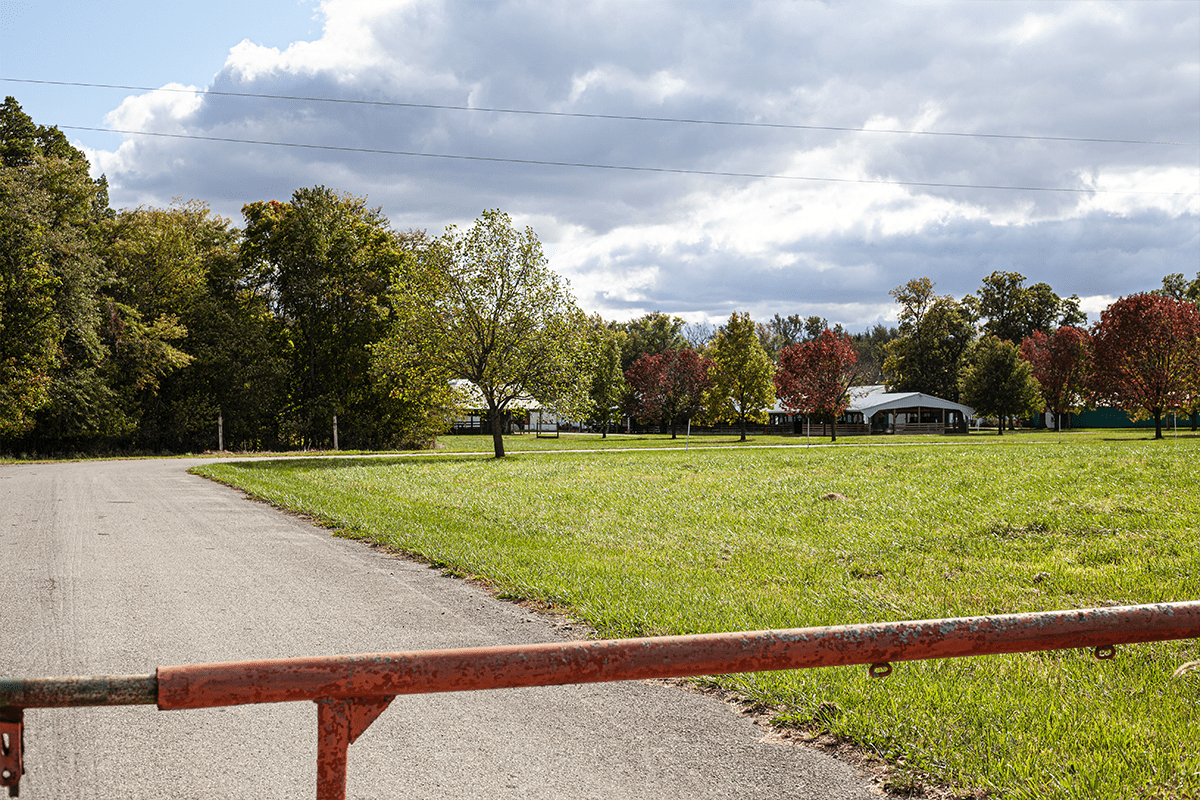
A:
[{"left": 1, "top": 458, "right": 875, "bottom": 799}]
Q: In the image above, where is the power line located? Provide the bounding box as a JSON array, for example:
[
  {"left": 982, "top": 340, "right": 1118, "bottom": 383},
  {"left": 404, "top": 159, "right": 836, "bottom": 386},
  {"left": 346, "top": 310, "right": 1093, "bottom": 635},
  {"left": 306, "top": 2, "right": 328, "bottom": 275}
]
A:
[
  {"left": 61, "top": 124, "right": 1198, "bottom": 196},
  {"left": 9, "top": 77, "right": 1199, "bottom": 148}
]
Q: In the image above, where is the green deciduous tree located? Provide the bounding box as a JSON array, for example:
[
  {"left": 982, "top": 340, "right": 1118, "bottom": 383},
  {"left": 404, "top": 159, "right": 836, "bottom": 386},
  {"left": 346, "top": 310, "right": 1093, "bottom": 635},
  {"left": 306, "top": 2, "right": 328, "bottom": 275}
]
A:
[
  {"left": 959, "top": 336, "right": 1044, "bottom": 435},
  {"left": 585, "top": 318, "right": 627, "bottom": 437},
  {"left": 0, "top": 157, "right": 60, "bottom": 436},
  {"left": 851, "top": 324, "right": 898, "bottom": 386},
  {"left": 367, "top": 337, "right": 462, "bottom": 450},
  {"left": 384, "top": 209, "right": 592, "bottom": 458},
  {"left": 976, "top": 271, "right": 1084, "bottom": 342},
  {"left": 613, "top": 311, "right": 688, "bottom": 371},
  {"left": 883, "top": 278, "right": 976, "bottom": 401},
  {"left": 1156, "top": 272, "right": 1200, "bottom": 303},
  {"left": 704, "top": 312, "right": 775, "bottom": 441},
  {"left": 241, "top": 187, "right": 413, "bottom": 448},
  {"left": 0, "top": 96, "right": 160, "bottom": 452},
  {"left": 756, "top": 313, "right": 805, "bottom": 360},
  {"left": 101, "top": 201, "right": 289, "bottom": 451}
]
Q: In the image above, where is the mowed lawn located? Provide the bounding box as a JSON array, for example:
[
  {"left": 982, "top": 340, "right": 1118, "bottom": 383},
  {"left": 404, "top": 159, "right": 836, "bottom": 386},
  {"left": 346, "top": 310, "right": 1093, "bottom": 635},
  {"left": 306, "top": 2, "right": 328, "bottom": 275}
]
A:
[{"left": 195, "top": 434, "right": 1200, "bottom": 799}]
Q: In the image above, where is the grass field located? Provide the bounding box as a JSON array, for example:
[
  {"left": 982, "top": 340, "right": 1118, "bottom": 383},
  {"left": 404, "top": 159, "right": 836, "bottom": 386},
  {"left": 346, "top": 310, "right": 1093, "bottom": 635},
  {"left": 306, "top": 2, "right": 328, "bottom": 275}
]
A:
[{"left": 193, "top": 432, "right": 1200, "bottom": 799}]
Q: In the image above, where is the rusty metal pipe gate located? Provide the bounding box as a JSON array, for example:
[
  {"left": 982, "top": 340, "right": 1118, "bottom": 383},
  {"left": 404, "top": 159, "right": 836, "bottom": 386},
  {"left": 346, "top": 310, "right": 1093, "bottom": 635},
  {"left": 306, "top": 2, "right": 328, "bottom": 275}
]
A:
[{"left": 3, "top": 601, "right": 1199, "bottom": 798}]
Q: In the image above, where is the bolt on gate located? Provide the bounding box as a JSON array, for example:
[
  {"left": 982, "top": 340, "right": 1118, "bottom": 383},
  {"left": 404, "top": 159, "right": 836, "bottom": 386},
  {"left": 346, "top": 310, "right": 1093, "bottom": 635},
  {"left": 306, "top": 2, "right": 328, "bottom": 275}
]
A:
[{"left": 3, "top": 601, "right": 1199, "bottom": 799}]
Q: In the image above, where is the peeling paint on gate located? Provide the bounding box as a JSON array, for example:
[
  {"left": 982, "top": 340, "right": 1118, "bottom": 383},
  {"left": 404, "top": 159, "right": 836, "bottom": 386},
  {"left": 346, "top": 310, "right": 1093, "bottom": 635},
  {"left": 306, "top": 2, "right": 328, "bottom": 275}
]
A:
[{"left": 2, "top": 601, "right": 1198, "bottom": 799}]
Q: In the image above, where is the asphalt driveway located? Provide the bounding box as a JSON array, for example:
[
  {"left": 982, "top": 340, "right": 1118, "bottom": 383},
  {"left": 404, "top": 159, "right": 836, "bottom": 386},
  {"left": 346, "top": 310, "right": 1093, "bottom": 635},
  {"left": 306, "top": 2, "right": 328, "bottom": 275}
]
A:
[{"left": 0, "top": 457, "right": 875, "bottom": 799}]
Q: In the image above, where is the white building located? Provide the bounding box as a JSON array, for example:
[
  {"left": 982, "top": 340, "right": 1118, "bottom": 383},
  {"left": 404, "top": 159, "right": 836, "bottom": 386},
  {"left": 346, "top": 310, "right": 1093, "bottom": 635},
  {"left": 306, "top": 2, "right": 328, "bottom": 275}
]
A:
[{"left": 769, "top": 385, "right": 977, "bottom": 435}]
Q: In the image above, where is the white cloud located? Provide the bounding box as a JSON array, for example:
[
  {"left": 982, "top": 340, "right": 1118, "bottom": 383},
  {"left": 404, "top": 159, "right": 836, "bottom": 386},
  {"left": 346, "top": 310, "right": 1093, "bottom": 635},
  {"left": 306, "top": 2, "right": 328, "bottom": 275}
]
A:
[
  {"left": 1076, "top": 167, "right": 1200, "bottom": 218},
  {"left": 105, "top": 83, "right": 204, "bottom": 130},
  {"left": 567, "top": 66, "right": 693, "bottom": 107},
  {"left": 1077, "top": 294, "right": 1118, "bottom": 316},
  {"left": 88, "top": 0, "right": 1198, "bottom": 328},
  {"left": 1000, "top": 3, "right": 1126, "bottom": 47}
]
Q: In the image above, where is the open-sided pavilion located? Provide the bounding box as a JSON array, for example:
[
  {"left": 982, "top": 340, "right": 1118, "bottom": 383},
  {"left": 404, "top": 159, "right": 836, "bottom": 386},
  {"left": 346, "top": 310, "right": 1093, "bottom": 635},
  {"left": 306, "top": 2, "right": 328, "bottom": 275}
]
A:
[{"left": 770, "top": 385, "right": 977, "bottom": 436}]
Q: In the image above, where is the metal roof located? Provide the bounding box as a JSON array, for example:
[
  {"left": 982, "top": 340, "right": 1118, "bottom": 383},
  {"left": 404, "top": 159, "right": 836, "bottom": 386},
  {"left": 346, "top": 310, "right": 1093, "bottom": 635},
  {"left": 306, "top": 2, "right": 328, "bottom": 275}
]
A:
[
  {"left": 845, "top": 385, "right": 977, "bottom": 418},
  {"left": 770, "top": 385, "right": 977, "bottom": 418}
]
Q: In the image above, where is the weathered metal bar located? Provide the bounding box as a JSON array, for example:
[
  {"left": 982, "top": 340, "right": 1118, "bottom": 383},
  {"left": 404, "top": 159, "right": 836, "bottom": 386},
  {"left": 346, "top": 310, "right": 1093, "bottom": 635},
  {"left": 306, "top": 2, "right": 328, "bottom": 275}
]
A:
[
  {"left": 157, "top": 601, "right": 1200, "bottom": 710},
  {"left": 3, "top": 602, "right": 1198, "bottom": 798},
  {"left": 0, "top": 675, "right": 157, "bottom": 709}
]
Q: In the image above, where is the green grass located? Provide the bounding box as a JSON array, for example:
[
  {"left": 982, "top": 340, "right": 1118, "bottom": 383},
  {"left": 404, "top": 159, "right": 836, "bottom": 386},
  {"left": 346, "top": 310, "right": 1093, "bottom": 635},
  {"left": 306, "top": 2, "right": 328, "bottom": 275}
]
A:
[
  {"left": 2, "top": 425, "right": 1189, "bottom": 464},
  {"left": 193, "top": 435, "right": 1200, "bottom": 799}
]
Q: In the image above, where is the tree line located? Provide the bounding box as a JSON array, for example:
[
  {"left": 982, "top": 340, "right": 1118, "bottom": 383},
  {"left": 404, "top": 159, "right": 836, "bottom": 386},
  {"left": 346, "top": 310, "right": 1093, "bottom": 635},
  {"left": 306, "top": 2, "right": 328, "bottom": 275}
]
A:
[
  {"left": 610, "top": 272, "right": 1199, "bottom": 443},
  {"left": 885, "top": 273, "right": 1200, "bottom": 440},
  {"left": 3, "top": 97, "right": 1197, "bottom": 457}
]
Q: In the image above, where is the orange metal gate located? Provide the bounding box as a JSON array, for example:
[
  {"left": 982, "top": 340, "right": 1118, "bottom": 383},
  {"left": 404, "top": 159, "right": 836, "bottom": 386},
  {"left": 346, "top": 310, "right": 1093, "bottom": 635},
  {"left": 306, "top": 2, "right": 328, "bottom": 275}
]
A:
[{"left": 3, "top": 601, "right": 1199, "bottom": 798}]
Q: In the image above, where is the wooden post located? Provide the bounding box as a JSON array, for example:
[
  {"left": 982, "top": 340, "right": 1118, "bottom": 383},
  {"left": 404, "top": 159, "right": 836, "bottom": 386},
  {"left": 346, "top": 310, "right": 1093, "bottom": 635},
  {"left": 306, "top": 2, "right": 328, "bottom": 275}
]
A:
[
  {"left": 333, "top": 415, "right": 339, "bottom": 451},
  {"left": 218, "top": 412, "right": 224, "bottom": 452}
]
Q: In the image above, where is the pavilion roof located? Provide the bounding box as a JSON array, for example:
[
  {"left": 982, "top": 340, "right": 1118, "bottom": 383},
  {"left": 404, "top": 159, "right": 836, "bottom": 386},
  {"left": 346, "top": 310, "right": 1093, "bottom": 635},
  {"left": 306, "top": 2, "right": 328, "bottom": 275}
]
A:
[{"left": 845, "top": 385, "right": 977, "bottom": 418}]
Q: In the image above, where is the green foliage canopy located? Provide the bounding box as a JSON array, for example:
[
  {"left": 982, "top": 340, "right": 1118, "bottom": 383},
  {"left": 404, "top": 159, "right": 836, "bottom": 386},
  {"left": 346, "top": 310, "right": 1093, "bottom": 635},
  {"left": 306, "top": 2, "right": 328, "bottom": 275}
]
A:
[
  {"left": 383, "top": 209, "right": 592, "bottom": 457},
  {"left": 959, "top": 336, "right": 1044, "bottom": 434},
  {"left": 976, "top": 270, "right": 1084, "bottom": 342},
  {"left": 704, "top": 311, "right": 775, "bottom": 441},
  {"left": 883, "top": 277, "right": 976, "bottom": 401},
  {"left": 584, "top": 318, "right": 627, "bottom": 437},
  {"left": 241, "top": 187, "right": 415, "bottom": 448},
  {"left": 100, "top": 201, "right": 290, "bottom": 451},
  {"left": 613, "top": 311, "right": 688, "bottom": 371}
]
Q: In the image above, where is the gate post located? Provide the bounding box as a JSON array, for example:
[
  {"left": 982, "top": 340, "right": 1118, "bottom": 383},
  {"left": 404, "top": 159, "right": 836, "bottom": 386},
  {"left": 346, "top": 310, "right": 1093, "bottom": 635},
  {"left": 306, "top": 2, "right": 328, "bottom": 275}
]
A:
[
  {"left": 315, "top": 699, "right": 351, "bottom": 800},
  {"left": 315, "top": 697, "right": 395, "bottom": 800}
]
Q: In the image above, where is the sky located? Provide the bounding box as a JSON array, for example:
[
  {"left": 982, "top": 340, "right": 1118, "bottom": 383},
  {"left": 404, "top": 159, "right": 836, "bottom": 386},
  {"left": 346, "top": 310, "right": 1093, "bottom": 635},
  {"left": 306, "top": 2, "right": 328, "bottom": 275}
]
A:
[{"left": 2, "top": 0, "right": 1197, "bottom": 329}]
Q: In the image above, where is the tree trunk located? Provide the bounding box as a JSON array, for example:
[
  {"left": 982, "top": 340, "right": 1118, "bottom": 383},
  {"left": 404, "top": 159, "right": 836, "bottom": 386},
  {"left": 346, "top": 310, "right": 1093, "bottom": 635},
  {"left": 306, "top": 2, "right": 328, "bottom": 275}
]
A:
[
  {"left": 1192, "top": 411, "right": 1198, "bottom": 432},
  {"left": 739, "top": 414, "right": 747, "bottom": 442},
  {"left": 490, "top": 407, "right": 506, "bottom": 457},
  {"left": 1154, "top": 410, "right": 1163, "bottom": 440}
]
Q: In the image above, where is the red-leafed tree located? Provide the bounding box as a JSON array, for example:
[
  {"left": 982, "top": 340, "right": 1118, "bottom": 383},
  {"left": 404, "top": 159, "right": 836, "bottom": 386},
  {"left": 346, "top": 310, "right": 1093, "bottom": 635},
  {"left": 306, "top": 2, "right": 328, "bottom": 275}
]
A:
[
  {"left": 624, "top": 348, "right": 712, "bottom": 438},
  {"left": 774, "top": 329, "right": 859, "bottom": 442},
  {"left": 1020, "top": 326, "right": 1093, "bottom": 432},
  {"left": 1091, "top": 293, "right": 1200, "bottom": 439}
]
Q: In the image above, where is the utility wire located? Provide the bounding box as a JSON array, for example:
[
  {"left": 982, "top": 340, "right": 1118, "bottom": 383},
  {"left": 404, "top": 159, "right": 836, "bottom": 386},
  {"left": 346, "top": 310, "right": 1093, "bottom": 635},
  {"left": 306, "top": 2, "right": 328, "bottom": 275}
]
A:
[
  {"left": 60, "top": 125, "right": 1198, "bottom": 196},
  {"left": 9, "top": 77, "right": 1199, "bottom": 148}
]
